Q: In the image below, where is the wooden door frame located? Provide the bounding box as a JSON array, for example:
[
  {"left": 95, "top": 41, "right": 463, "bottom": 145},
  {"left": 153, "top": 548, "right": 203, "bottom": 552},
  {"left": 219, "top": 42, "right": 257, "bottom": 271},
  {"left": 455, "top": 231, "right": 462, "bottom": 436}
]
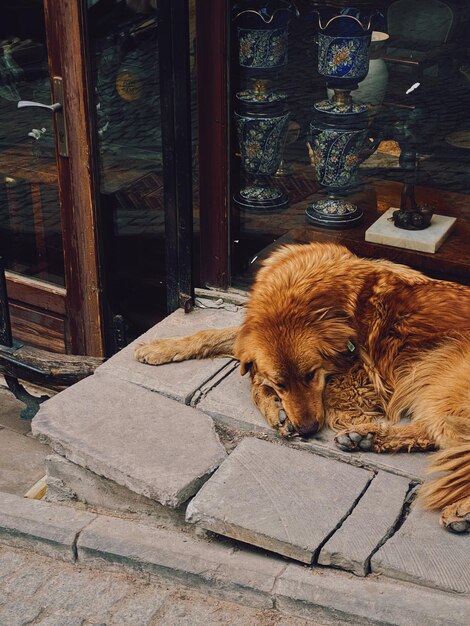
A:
[
  {"left": 195, "top": 0, "right": 230, "bottom": 290},
  {"left": 43, "top": 0, "right": 104, "bottom": 357}
]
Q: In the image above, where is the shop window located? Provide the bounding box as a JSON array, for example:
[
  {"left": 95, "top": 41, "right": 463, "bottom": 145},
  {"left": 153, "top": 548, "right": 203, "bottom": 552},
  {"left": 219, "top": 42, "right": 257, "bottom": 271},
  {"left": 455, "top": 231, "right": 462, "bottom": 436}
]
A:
[{"left": 228, "top": 0, "right": 470, "bottom": 286}]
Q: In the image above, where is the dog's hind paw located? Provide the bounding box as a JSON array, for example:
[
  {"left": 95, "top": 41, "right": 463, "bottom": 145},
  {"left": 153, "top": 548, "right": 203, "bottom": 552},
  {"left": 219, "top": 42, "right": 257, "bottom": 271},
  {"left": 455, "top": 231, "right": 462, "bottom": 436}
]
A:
[
  {"left": 441, "top": 502, "right": 470, "bottom": 534},
  {"left": 334, "top": 431, "right": 374, "bottom": 452}
]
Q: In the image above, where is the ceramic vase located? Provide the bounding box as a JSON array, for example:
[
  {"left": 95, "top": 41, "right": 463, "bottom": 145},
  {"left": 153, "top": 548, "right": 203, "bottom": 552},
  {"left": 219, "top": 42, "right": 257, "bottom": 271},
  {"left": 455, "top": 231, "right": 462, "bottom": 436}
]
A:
[{"left": 234, "top": 90, "right": 290, "bottom": 212}]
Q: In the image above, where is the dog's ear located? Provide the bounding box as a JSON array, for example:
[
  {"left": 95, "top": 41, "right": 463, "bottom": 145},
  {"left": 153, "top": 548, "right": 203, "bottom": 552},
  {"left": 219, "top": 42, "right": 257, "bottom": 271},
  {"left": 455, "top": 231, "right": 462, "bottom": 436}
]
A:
[
  {"left": 234, "top": 326, "right": 257, "bottom": 376},
  {"left": 240, "top": 360, "right": 253, "bottom": 376}
]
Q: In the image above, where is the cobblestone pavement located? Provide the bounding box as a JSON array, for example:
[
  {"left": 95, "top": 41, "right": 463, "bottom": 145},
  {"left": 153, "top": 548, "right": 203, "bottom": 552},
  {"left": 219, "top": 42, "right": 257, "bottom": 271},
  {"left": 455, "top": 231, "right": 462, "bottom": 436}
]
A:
[{"left": 0, "top": 545, "right": 328, "bottom": 626}]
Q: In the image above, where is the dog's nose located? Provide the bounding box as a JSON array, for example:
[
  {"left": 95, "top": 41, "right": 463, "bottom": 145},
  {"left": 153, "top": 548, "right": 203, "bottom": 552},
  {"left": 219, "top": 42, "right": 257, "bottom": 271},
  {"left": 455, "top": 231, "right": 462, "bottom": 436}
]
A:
[{"left": 297, "top": 422, "right": 320, "bottom": 437}]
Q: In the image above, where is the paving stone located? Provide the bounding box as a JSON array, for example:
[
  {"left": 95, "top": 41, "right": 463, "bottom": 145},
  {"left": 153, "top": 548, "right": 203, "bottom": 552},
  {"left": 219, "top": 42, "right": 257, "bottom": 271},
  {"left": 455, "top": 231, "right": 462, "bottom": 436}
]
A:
[
  {"left": 36, "top": 567, "right": 132, "bottom": 623},
  {"left": 45, "top": 455, "right": 186, "bottom": 528},
  {"left": 0, "top": 599, "right": 43, "bottom": 625},
  {"left": 109, "top": 588, "right": 169, "bottom": 626},
  {"left": 371, "top": 502, "right": 470, "bottom": 594},
  {"left": 197, "top": 366, "right": 430, "bottom": 482},
  {"left": 186, "top": 438, "right": 373, "bottom": 564},
  {"left": 0, "top": 428, "right": 50, "bottom": 496},
  {"left": 77, "top": 515, "right": 285, "bottom": 608},
  {"left": 318, "top": 472, "right": 410, "bottom": 576},
  {"left": 0, "top": 491, "right": 96, "bottom": 561},
  {"left": 96, "top": 307, "right": 244, "bottom": 403},
  {"left": 275, "top": 562, "right": 470, "bottom": 626},
  {"left": 32, "top": 374, "right": 227, "bottom": 507}
]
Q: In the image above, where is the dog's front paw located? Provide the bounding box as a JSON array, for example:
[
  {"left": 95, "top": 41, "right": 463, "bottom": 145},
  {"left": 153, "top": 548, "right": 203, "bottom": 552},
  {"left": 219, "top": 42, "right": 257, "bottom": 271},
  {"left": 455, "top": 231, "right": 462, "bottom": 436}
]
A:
[
  {"left": 135, "top": 341, "right": 176, "bottom": 365},
  {"left": 272, "top": 398, "right": 296, "bottom": 438},
  {"left": 335, "top": 431, "right": 374, "bottom": 452},
  {"left": 441, "top": 502, "right": 470, "bottom": 534}
]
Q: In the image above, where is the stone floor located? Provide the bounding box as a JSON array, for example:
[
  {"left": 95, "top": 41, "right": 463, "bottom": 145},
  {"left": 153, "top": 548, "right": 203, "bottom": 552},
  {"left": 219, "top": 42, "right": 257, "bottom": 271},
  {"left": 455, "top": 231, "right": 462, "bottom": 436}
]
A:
[
  {"left": 0, "top": 381, "right": 50, "bottom": 496},
  {"left": 2, "top": 300, "right": 470, "bottom": 625}
]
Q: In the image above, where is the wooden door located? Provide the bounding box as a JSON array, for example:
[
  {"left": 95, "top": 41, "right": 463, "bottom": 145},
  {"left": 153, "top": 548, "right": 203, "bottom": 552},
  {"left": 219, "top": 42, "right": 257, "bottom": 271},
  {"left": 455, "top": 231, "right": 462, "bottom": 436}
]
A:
[{"left": 0, "top": 0, "right": 104, "bottom": 356}]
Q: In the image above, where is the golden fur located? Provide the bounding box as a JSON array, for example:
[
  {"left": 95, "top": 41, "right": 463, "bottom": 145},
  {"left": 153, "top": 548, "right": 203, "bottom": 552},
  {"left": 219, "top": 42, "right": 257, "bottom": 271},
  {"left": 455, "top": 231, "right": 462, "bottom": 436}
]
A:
[{"left": 135, "top": 243, "right": 470, "bottom": 533}]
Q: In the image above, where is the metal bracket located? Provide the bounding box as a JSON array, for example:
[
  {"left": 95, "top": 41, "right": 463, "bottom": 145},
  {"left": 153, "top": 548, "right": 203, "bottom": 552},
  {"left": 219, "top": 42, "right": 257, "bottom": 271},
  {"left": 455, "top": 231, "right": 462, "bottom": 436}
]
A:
[{"left": 4, "top": 375, "right": 49, "bottom": 421}]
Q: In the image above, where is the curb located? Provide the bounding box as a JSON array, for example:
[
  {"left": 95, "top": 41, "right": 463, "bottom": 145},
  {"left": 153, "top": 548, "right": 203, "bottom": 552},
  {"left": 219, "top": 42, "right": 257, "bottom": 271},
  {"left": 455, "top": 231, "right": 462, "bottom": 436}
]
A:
[{"left": 0, "top": 491, "right": 469, "bottom": 625}]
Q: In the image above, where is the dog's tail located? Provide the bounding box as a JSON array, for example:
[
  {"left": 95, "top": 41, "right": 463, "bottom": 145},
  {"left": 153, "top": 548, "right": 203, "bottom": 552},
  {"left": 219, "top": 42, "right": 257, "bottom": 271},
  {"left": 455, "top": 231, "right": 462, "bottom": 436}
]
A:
[{"left": 420, "top": 443, "right": 470, "bottom": 510}]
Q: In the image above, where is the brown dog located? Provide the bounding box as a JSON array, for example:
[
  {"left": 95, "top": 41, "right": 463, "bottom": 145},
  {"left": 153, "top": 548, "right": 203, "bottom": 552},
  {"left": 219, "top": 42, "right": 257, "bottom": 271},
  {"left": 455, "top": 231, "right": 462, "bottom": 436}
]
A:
[{"left": 135, "top": 242, "right": 470, "bottom": 533}]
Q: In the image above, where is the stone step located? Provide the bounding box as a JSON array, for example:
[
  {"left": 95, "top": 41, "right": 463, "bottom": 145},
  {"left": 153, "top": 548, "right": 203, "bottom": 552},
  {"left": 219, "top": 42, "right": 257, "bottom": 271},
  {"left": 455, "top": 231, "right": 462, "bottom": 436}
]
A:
[
  {"left": 32, "top": 372, "right": 227, "bottom": 508},
  {"left": 196, "top": 364, "right": 431, "bottom": 482},
  {"left": 186, "top": 437, "right": 375, "bottom": 564},
  {"left": 371, "top": 502, "right": 470, "bottom": 594},
  {"left": 96, "top": 306, "right": 244, "bottom": 404}
]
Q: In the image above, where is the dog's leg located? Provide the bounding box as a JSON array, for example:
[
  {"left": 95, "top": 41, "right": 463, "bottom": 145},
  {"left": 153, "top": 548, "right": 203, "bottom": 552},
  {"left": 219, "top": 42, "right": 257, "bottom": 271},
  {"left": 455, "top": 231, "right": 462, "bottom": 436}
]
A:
[
  {"left": 135, "top": 326, "right": 239, "bottom": 365},
  {"left": 439, "top": 496, "right": 470, "bottom": 534},
  {"left": 334, "top": 421, "right": 436, "bottom": 453},
  {"left": 251, "top": 376, "right": 295, "bottom": 438},
  {"left": 419, "top": 443, "right": 470, "bottom": 533}
]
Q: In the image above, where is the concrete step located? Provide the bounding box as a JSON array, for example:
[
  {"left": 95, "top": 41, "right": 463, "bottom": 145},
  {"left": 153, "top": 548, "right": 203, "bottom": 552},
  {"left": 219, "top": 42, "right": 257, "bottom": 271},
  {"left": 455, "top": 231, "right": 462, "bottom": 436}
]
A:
[{"left": 32, "top": 372, "right": 227, "bottom": 508}]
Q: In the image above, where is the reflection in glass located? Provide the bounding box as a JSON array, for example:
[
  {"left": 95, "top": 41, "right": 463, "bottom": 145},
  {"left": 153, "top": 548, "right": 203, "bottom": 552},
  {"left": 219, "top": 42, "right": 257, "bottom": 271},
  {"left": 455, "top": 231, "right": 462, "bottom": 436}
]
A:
[{"left": 0, "top": 1, "right": 64, "bottom": 285}]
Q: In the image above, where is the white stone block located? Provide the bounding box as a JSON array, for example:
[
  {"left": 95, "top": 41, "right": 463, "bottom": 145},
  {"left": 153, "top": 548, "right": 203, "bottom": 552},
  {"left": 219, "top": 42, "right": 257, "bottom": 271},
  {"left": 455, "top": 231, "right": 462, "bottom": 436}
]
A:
[{"left": 365, "top": 208, "right": 456, "bottom": 253}]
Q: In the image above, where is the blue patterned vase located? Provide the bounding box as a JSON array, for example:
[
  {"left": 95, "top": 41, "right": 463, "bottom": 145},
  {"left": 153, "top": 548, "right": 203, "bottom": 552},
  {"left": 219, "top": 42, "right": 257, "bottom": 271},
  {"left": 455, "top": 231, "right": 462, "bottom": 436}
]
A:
[
  {"left": 315, "top": 11, "right": 376, "bottom": 90},
  {"left": 306, "top": 99, "right": 379, "bottom": 228},
  {"left": 234, "top": 90, "right": 290, "bottom": 212},
  {"left": 233, "top": 1, "right": 298, "bottom": 78}
]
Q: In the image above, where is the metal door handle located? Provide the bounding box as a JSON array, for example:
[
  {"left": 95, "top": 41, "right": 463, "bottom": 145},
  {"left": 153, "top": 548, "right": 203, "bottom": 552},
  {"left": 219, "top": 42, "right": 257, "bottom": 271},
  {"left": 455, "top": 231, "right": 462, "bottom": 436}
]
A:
[
  {"left": 16, "top": 77, "right": 69, "bottom": 157},
  {"left": 17, "top": 101, "right": 62, "bottom": 112}
]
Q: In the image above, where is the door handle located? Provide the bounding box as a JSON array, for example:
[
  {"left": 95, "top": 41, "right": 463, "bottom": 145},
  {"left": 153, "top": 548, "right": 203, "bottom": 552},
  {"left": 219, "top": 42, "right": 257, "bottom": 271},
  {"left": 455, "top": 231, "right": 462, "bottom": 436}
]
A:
[
  {"left": 17, "top": 101, "right": 62, "bottom": 112},
  {"left": 17, "top": 77, "right": 69, "bottom": 157}
]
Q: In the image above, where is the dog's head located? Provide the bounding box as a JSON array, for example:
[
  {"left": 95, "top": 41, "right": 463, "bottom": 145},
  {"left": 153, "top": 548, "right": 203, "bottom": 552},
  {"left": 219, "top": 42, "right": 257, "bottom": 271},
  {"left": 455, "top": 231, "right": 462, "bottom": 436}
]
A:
[{"left": 235, "top": 308, "right": 357, "bottom": 437}]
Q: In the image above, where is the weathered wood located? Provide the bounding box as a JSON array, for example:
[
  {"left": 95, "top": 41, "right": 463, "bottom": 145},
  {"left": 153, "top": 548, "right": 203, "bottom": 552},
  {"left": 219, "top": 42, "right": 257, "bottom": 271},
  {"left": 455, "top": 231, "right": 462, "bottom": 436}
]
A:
[
  {"left": 0, "top": 344, "right": 103, "bottom": 387},
  {"left": 44, "top": 0, "right": 104, "bottom": 356},
  {"left": 5, "top": 273, "right": 66, "bottom": 316}
]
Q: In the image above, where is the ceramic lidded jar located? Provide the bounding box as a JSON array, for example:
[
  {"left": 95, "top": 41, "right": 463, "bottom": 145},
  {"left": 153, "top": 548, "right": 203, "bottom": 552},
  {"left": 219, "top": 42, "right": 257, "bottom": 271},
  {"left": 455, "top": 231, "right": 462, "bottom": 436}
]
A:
[
  {"left": 234, "top": 87, "right": 290, "bottom": 212},
  {"left": 306, "top": 98, "right": 371, "bottom": 228}
]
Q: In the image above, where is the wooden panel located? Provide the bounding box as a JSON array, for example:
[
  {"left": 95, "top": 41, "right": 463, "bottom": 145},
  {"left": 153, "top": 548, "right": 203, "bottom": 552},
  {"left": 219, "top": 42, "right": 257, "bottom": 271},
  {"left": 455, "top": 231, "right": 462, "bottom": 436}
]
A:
[
  {"left": 9, "top": 302, "right": 66, "bottom": 354},
  {"left": 5, "top": 273, "right": 66, "bottom": 316},
  {"left": 196, "top": 0, "right": 229, "bottom": 289},
  {"left": 44, "top": 0, "right": 104, "bottom": 356}
]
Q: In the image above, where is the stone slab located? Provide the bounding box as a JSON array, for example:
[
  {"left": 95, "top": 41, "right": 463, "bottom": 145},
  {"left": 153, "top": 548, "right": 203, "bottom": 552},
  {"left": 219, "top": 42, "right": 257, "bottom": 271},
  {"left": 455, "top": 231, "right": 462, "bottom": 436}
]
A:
[
  {"left": 45, "top": 454, "right": 186, "bottom": 529},
  {"left": 371, "top": 502, "right": 470, "bottom": 594},
  {"left": 32, "top": 373, "right": 226, "bottom": 507},
  {"left": 318, "top": 471, "right": 410, "bottom": 576},
  {"left": 0, "top": 490, "right": 96, "bottom": 561},
  {"left": 186, "top": 437, "right": 373, "bottom": 564},
  {"left": 275, "top": 562, "right": 470, "bottom": 626},
  {"left": 365, "top": 208, "right": 456, "bottom": 254},
  {"left": 77, "top": 515, "right": 286, "bottom": 608},
  {"left": 0, "top": 428, "right": 51, "bottom": 496},
  {"left": 96, "top": 307, "right": 244, "bottom": 404},
  {"left": 197, "top": 365, "right": 430, "bottom": 481}
]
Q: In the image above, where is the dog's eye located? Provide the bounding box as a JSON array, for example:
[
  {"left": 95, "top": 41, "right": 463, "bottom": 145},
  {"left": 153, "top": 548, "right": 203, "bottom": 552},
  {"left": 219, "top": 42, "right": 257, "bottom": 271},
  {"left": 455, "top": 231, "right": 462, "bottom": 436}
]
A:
[{"left": 305, "top": 371, "right": 316, "bottom": 383}]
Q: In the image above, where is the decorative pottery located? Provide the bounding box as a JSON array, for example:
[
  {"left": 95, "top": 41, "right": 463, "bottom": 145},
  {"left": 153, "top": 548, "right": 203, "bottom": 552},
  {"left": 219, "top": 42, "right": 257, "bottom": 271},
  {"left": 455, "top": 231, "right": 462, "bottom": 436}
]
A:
[
  {"left": 315, "top": 12, "right": 376, "bottom": 89},
  {"left": 233, "top": 1, "right": 298, "bottom": 78},
  {"left": 234, "top": 90, "right": 290, "bottom": 212},
  {"left": 306, "top": 99, "right": 379, "bottom": 229},
  {"left": 305, "top": 6, "right": 381, "bottom": 229},
  {"left": 327, "top": 32, "right": 389, "bottom": 117}
]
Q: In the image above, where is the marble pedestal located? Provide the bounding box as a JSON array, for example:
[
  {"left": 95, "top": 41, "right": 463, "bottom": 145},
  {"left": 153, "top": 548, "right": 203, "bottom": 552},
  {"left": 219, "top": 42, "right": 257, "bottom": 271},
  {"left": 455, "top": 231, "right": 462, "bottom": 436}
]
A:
[{"left": 365, "top": 208, "right": 456, "bottom": 253}]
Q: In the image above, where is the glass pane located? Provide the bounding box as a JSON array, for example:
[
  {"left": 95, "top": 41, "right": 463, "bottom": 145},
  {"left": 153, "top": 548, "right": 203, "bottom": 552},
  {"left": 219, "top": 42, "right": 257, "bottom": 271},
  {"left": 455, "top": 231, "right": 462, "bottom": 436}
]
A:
[
  {"left": 0, "top": 1, "right": 64, "bottom": 285},
  {"left": 88, "top": 0, "right": 165, "bottom": 344},
  {"left": 228, "top": 1, "right": 470, "bottom": 285}
]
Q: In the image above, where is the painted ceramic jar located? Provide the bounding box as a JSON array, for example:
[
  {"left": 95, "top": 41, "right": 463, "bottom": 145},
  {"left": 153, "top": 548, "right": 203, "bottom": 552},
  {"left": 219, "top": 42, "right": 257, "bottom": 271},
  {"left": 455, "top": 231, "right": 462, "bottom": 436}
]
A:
[
  {"left": 306, "top": 100, "right": 378, "bottom": 228},
  {"left": 315, "top": 11, "right": 376, "bottom": 89},
  {"left": 233, "top": 1, "right": 298, "bottom": 78},
  {"left": 234, "top": 90, "right": 290, "bottom": 212}
]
